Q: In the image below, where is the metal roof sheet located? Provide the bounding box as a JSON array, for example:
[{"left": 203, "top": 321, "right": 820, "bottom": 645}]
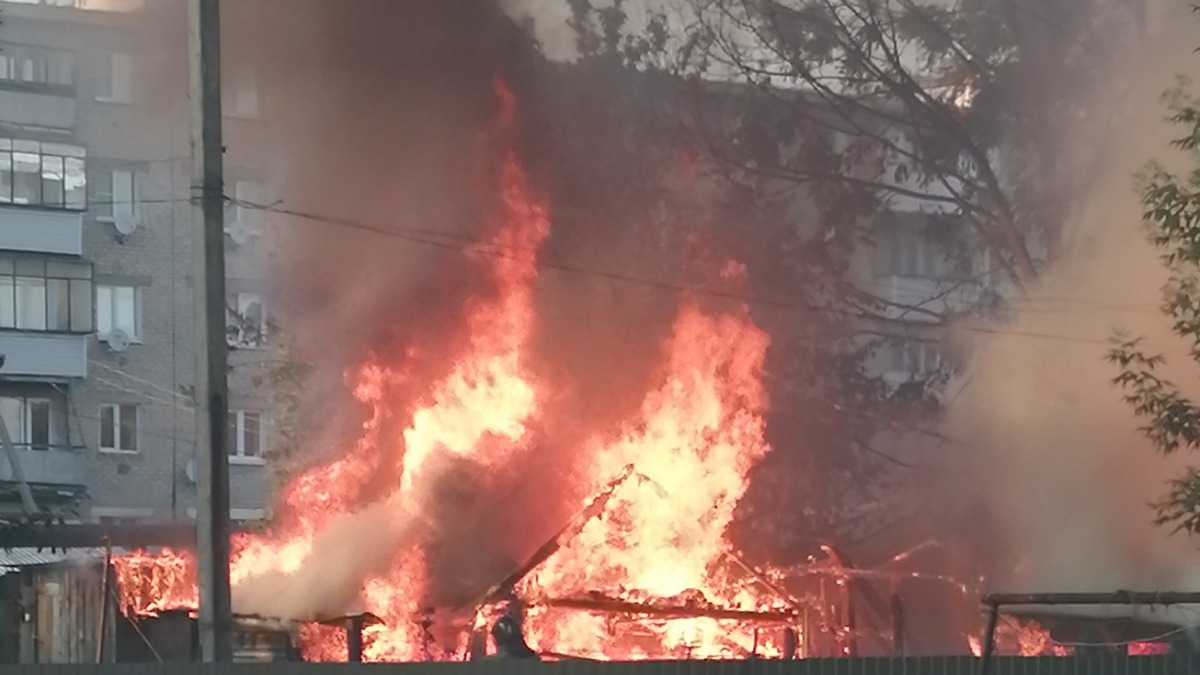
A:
[{"left": 0, "top": 547, "right": 107, "bottom": 574}]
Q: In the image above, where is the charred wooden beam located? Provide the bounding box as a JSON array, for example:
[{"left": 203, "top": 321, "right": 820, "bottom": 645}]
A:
[
  {"left": 538, "top": 596, "right": 800, "bottom": 623},
  {"left": 475, "top": 465, "right": 635, "bottom": 607},
  {"left": 984, "top": 591, "right": 1200, "bottom": 607}
]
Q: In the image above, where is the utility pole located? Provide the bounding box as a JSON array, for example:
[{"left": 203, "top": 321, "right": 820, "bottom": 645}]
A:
[{"left": 188, "top": 0, "right": 232, "bottom": 662}]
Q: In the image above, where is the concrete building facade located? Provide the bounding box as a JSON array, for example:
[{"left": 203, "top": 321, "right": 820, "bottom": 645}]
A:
[{"left": 0, "top": 0, "right": 271, "bottom": 524}]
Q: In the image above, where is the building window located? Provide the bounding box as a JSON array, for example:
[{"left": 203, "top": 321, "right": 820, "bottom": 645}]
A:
[
  {"left": 875, "top": 212, "right": 954, "bottom": 279},
  {"left": 0, "top": 43, "right": 74, "bottom": 88},
  {"left": 224, "top": 70, "right": 259, "bottom": 118},
  {"left": 0, "top": 396, "right": 64, "bottom": 451},
  {"left": 98, "top": 403, "right": 137, "bottom": 453},
  {"left": 889, "top": 339, "right": 942, "bottom": 376},
  {"left": 0, "top": 258, "right": 93, "bottom": 333},
  {"left": 96, "top": 284, "right": 141, "bottom": 341},
  {"left": 226, "top": 292, "right": 266, "bottom": 348},
  {"left": 227, "top": 180, "right": 264, "bottom": 239},
  {"left": 95, "top": 51, "right": 132, "bottom": 103},
  {"left": 0, "top": 138, "right": 86, "bottom": 209},
  {"left": 92, "top": 168, "right": 140, "bottom": 224},
  {"left": 228, "top": 410, "right": 264, "bottom": 462}
]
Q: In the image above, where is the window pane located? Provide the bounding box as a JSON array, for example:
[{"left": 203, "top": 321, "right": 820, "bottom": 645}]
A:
[
  {"left": 244, "top": 412, "right": 261, "bottom": 457},
  {"left": 114, "top": 286, "right": 136, "bottom": 337},
  {"left": 15, "top": 277, "right": 45, "bottom": 330},
  {"left": 99, "top": 405, "right": 115, "bottom": 449},
  {"left": 96, "top": 285, "right": 112, "bottom": 335},
  {"left": 0, "top": 152, "right": 11, "bottom": 204},
  {"left": 119, "top": 405, "right": 137, "bottom": 452},
  {"left": 28, "top": 400, "right": 49, "bottom": 450},
  {"left": 12, "top": 152, "right": 39, "bottom": 205},
  {"left": 92, "top": 170, "right": 113, "bottom": 219},
  {"left": 0, "top": 398, "right": 23, "bottom": 448},
  {"left": 0, "top": 277, "right": 14, "bottom": 329},
  {"left": 46, "top": 278, "right": 68, "bottom": 331},
  {"left": 96, "top": 53, "right": 113, "bottom": 99},
  {"left": 65, "top": 158, "right": 86, "bottom": 210},
  {"left": 227, "top": 413, "right": 238, "bottom": 457},
  {"left": 41, "top": 155, "right": 64, "bottom": 208},
  {"left": 70, "top": 279, "right": 93, "bottom": 333},
  {"left": 113, "top": 170, "right": 135, "bottom": 222}
]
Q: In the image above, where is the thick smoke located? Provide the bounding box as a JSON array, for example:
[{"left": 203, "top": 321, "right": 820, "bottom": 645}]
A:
[
  {"left": 214, "top": 0, "right": 556, "bottom": 619},
  {"left": 926, "top": 19, "right": 1200, "bottom": 619},
  {"left": 213, "top": 0, "right": 702, "bottom": 621}
]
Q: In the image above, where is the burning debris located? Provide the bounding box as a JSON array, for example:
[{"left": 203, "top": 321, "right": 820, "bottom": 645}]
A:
[{"left": 112, "top": 76, "right": 808, "bottom": 662}]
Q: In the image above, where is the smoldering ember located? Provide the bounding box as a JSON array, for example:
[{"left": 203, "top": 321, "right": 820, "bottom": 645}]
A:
[{"left": 7, "top": 0, "right": 1200, "bottom": 667}]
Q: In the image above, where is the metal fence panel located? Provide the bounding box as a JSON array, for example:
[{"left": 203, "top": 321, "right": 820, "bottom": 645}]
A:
[{"left": 2, "top": 657, "right": 1200, "bottom": 675}]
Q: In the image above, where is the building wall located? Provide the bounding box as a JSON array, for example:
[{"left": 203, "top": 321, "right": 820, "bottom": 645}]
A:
[{"left": 0, "top": 1, "right": 270, "bottom": 522}]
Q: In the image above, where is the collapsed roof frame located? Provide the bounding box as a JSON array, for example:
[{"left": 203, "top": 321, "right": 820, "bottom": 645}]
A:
[{"left": 977, "top": 591, "right": 1200, "bottom": 675}]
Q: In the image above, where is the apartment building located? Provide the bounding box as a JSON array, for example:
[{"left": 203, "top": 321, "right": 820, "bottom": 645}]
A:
[{"left": 0, "top": 0, "right": 272, "bottom": 523}]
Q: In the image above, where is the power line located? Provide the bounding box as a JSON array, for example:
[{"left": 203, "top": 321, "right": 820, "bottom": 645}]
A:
[{"left": 234, "top": 197, "right": 1130, "bottom": 347}]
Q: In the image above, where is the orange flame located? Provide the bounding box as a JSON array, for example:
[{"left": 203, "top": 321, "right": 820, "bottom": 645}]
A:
[
  {"left": 965, "top": 620, "right": 1073, "bottom": 658},
  {"left": 115, "top": 75, "right": 789, "bottom": 662}
]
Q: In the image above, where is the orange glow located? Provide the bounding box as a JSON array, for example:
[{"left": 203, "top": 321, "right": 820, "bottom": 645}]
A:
[
  {"left": 965, "top": 620, "right": 1073, "bottom": 658},
  {"left": 114, "top": 75, "right": 789, "bottom": 662},
  {"left": 516, "top": 304, "right": 775, "bottom": 659}
]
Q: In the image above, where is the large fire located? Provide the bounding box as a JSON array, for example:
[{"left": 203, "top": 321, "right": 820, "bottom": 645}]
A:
[{"left": 113, "top": 77, "right": 792, "bottom": 661}]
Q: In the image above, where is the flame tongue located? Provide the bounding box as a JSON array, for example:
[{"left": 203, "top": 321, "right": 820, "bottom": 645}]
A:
[
  {"left": 516, "top": 304, "right": 774, "bottom": 659},
  {"left": 115, "top": 77, "right": 780, "bottom": 662}
]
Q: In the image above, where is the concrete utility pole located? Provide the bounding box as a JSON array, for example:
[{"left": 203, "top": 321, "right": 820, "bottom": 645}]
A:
[{"left": 188, "top": 0, "right": 232, "bottom": 662}]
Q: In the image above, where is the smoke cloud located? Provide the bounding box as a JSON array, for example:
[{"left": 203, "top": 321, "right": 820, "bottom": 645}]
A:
[{"left": 926, "top": 20, "right": 1200, "bottom": 620}]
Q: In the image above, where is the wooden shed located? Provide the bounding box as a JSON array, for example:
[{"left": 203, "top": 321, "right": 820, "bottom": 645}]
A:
[{"left": 0, "top": 551, "right": 116, "bottom": 664}]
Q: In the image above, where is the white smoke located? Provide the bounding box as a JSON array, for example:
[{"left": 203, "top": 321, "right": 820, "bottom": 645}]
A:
[{"left": 929, "top": 20, "right": 1200, "bottom": 621}]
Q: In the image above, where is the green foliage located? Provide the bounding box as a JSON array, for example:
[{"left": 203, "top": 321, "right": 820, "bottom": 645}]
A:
[
  {"left": 1110, "top": 71, "right": 1200, "bottom": 534},
  {"left": 249, "top": 333, "right": 312, "bottom": 496}
]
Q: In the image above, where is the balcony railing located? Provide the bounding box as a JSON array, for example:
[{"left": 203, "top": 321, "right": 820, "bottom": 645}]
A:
[
  {"left": 0, "top": 445, "right": 84, "bottom": 486},
  {"left": 0, "top": 332, "right": 88, "bottom": 378},
  {"left": 0, "top": 207, "right": 83, "bottom": 257}
]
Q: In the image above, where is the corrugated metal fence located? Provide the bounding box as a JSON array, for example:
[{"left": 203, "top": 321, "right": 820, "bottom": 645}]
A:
[{"left": 2, "top": 657, "right": 1200, "bottom": 675}]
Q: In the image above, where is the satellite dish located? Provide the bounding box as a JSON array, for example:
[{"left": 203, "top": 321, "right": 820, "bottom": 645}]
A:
[
  {"left": 113, "top": 214, "right": 139, "bottom": 236},
  {"left": 184, "top": 457, "right": 196, "bottom": 485},
  {"left": 105, "top": 328, "right": 131, "bottom": 353}
]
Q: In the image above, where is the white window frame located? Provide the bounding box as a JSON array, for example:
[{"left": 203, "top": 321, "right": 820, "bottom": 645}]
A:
[
  {"left": 98, "top": 403, "right": 138, "bottom": 454},
  {"left": 94, "top": 51, "right": 133, "bottom": 104},
  {"left": 92, "top": 168, "right": 141, "bottom": 225},
  {"left": 226, "top": 291, "right": 267, "bottom": 349},
  {"left": 228, "top": 410, "right": 266, "bottom": 465},
  {"left": 0, "top": 396, "right": 61, "bottom": 451},
  {"left": 890, "top": 339, "right": 942, "bottom": 377},
  {"left": 95, "top": 284, "right": 142, "bottom": 343}
]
